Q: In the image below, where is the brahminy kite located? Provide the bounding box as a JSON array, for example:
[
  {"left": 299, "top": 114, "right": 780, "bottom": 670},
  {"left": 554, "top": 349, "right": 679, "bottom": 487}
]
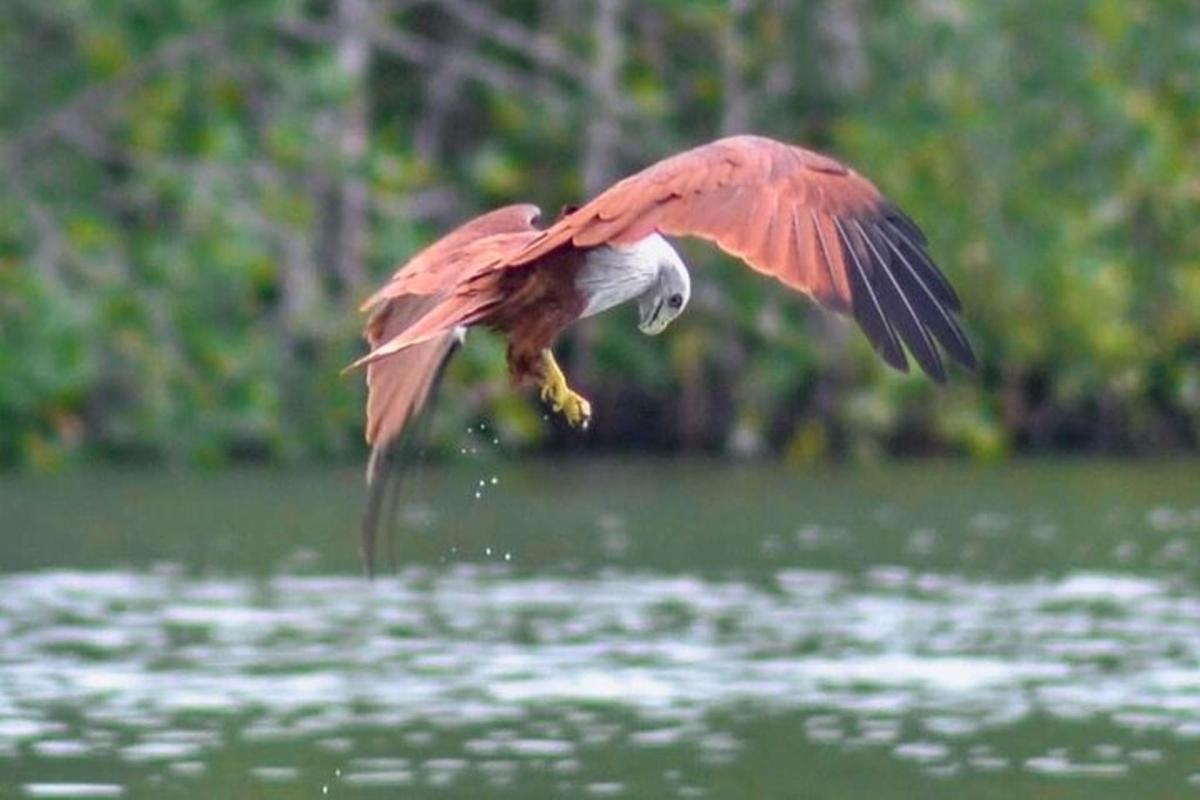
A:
[{"left": 352, "top": 135, "right": 975, "bottom": 568}]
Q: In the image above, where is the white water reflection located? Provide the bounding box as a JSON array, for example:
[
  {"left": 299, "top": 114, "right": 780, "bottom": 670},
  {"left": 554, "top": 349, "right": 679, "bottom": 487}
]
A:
[
  {"left": 23, "top": 785, "right": 124, "bottom": 798},
  {"left": 3, "top": 567, "right": 1200, "bottom": 791}
]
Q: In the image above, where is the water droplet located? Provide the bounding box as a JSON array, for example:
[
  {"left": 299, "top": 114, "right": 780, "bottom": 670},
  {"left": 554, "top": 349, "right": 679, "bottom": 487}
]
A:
[
  {"left": 490, "top": 477, "right": 499, "bottom": 485},
  {"left": 474, "top": 491, "right": 481, "bottom": 499},
  {"left": 485, "top": 547, "right": 492, "bottom": 556},
  {"left": 504, "top": 552, "right": 512, "bottom": 561}
]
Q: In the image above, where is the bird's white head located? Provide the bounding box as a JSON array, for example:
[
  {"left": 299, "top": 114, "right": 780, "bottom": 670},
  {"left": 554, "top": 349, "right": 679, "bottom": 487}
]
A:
[{"left": 633, "top": 234, "right": 691, "bottom": 335}]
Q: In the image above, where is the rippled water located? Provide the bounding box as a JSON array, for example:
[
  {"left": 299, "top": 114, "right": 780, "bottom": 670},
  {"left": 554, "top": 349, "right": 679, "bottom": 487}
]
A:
[{"left": 2, "top": 460, "right": 1200, "bottom": 797}]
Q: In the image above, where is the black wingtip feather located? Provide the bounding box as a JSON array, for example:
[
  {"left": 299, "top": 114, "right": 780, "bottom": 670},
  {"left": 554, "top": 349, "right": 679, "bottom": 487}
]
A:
[
  {"left": 885, "top": 206, "right": 929, "bottom": 246},
  {"left": 885, "top": 220, "right": 963, "bottom": 313},
  {"left": 836, "top": 208, "right": 976, "bottom": 382},
  {"left": 954, "top": 336, "right": 978, "bottom": 371},
  {"left": 856, "top": 220, "right": 947, "bottom": 382},
  {"left": 886, "top": 243, "right": 976, "bottom": 372},
  {"left": 834, "top": 218, "right": 909, "bottom": 372},
  {"left": 880, "top": 222, "right": 976, "bottom": 372}
]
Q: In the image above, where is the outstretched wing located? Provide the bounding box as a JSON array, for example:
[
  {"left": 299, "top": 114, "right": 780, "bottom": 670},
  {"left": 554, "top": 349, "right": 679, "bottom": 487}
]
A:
[
  {"left": 360, "top": 204, "right": 544, "bottom": 448},
  {"left": 362, "top": 203, "right": 542, "bottom": 309},
  {"left": 509, "top": 135, "right": 974, "bottom": 380},
  {"left": 359, "top": 294, "right": 460, "bottom": 576},
  {"left": 358, "top": 205, "right": 543, "bottom": 575},
  {"left": 353, "top": 206, "right": 544, "bottom": 370},
  {"left": 363, "top": 296, "right": 457, "bottom": 453}
]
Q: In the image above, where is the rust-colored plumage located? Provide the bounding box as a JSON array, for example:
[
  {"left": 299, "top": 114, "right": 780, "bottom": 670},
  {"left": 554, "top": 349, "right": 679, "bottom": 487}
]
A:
[
  {"left": 361, "top": 205, "right": 543, "bottom": 451},
  {"left": 505, "top": 135, "right": 973, "bottom": 377},
  {"left": 354, "top": 135, "right": 975, "bottom": 569}
]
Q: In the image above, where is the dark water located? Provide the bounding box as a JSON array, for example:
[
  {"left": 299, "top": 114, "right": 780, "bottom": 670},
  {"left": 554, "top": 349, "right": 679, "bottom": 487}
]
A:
[{"left": 2, "top": 458, "right": 1200, "bottom": 798}]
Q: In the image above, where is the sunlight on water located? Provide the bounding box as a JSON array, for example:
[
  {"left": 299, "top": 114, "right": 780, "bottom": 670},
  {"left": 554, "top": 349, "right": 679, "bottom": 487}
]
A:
[
  {"left": 22, "top": 786, "right": 124, "bottom": 798},
  {"left": 3, "top": 460, "right": 1200, "bottom": 796},
  {"left": 3, "top": 566, "right": 1200, "bottom": 796}
]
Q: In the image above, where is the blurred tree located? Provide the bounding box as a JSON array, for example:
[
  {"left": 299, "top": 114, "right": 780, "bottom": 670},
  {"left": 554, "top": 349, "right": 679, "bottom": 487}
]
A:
[{"left": 0, "top": 0, "right": 1197, "bottom": 468}]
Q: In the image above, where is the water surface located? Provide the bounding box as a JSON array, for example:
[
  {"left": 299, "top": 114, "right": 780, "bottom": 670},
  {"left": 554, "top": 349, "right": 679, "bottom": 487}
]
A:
[{"left": 2, "top": 459, "right": 1199, "bottom": 798}]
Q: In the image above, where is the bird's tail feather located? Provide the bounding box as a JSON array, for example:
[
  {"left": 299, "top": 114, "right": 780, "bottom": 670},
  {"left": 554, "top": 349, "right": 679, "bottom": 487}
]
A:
[
  {"left": 359, "top": 294, "right": 465, "bottom": 577},
  {"left": 349, "top": 292, "right": 497, "bottom": 370},
  {"left": 360, "top": 336, "right": 461, "bottom": 577}
]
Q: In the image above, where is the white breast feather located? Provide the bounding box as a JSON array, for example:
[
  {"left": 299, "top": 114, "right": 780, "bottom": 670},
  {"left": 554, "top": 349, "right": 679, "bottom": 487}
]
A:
[{"left": 576, "top": 235, "right": 678, "bottom": 318}]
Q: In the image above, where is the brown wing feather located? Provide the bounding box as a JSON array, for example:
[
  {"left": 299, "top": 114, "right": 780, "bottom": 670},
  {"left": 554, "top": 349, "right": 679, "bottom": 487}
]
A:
[
  {"left": 354, "top": 204, "right": 546, "bottom": 370},
  {"left": 351, "top": 230, "right": 540, "bottom": 368},
  {"left": 507, "top": 135, "right": 974, "bottom": 379},
  {"left": 356, "top": 206, "right": 542, "bottom": 576},
  {"left": 358, "top": 204, "right": 544, "bottom": 450},
  {"left": 363, "top": 297, "right": 456, "bottom": 450},
  {"left": 361, "top": 203, "right": 542, "bottom": 309},
  {"left": 360, "top": 296, "right": 464, "bottom": 577}
]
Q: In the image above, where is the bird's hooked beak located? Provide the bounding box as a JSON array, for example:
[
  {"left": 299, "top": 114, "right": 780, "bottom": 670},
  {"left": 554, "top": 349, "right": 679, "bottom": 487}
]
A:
[{"left": 638, "top": 296, "right": 668, "bottom": 335}]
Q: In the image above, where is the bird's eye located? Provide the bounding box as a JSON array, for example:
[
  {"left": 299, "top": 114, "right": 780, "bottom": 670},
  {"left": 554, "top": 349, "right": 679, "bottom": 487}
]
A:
[{"left": 667, "top": 293, "right": 684, "bottom": 309}]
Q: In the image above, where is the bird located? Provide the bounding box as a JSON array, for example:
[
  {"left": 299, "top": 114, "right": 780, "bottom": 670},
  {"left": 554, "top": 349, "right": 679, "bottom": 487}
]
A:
[{"left": 351, "top": 135, "right": 975, "bottom": 570}]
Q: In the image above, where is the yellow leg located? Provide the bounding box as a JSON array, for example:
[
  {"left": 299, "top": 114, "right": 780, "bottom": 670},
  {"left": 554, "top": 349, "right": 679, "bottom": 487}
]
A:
[{"left": 539, "top": 349, "right": 592, "bottom": 429}]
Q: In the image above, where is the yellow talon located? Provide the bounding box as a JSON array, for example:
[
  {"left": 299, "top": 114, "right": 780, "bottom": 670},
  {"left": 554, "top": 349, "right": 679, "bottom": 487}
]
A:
[
  {"left": 561, "top": 391, "right": 592, "bottom": 429},
  {"left": 539, "top": 350, "right": 592, "bottom": 429}
]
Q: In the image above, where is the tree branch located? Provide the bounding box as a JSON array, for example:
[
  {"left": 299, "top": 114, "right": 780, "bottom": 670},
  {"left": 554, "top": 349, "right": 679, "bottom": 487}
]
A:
[
  {"left": 277, "top": 15, "right": 573, "bottom": 116},
  {"left": 720, "top": 0, "right": 753, "bottom": 135},
  {"left": 438, "top": 0, "right": 587, "bottom": 83},
  {"left": 583, "top": 0, "right": 626, "bottom": 195},
  {"left": 3, "top": 23, "right": 234, "bottom": 164},
  {"left": 329, "top": 0, "right": 372, "bottom": 295}
]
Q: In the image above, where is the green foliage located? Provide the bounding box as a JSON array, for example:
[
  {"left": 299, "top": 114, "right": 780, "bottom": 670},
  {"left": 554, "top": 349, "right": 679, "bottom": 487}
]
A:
[{"left": 0, "top": 0, "right": 1197, "bottom": 468}]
